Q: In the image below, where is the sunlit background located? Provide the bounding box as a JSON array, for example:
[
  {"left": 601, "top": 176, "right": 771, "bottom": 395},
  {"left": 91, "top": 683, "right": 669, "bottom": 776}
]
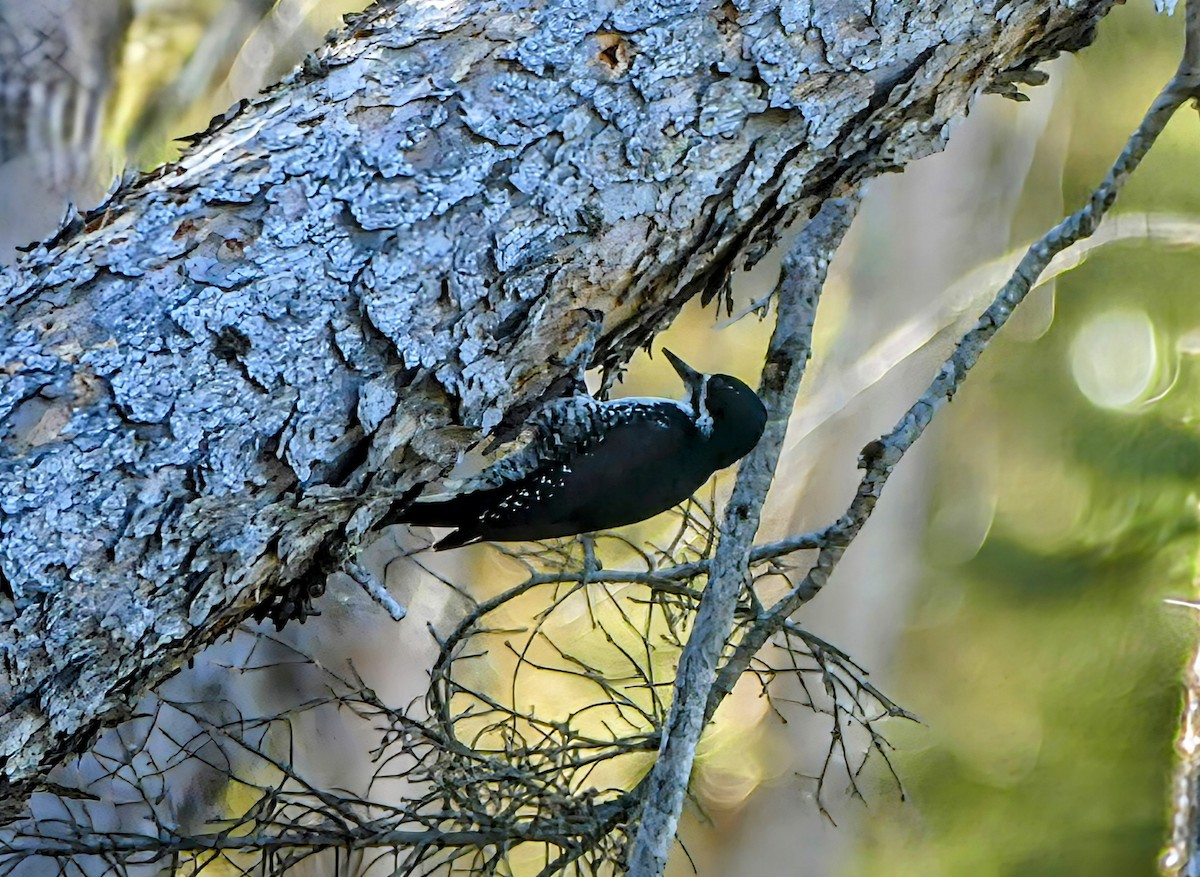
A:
[{"left": 2, "top": 2, "right": 1198, "bottom": 875}]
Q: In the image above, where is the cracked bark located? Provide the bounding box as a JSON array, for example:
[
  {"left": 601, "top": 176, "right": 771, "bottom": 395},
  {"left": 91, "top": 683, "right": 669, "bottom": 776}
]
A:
[{"left": 0, "top": 0, "right": 1114, "bottom": 817}]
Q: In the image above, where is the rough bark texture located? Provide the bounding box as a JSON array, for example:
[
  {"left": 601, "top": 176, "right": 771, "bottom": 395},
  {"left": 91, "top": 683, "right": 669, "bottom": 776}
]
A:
[{"left": 0, "top": 0, "right": 1112, "bottom": 805}]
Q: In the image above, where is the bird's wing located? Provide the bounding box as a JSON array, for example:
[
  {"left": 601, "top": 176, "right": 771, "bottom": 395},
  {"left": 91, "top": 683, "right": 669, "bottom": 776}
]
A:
[{"left": 445, "top": 395, "right": 690, "bottom": 495}]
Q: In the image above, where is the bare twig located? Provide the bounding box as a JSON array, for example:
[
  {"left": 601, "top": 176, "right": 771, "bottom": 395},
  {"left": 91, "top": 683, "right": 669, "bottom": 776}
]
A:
[{"left": 627, "top": 197, "right": 862, "bottom": 877}]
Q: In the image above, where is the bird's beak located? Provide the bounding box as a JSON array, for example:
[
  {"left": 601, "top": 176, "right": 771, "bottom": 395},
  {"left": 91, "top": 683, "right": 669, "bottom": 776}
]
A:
[{"left": 663, "top": 348, "right": 703, "bottom": 390}]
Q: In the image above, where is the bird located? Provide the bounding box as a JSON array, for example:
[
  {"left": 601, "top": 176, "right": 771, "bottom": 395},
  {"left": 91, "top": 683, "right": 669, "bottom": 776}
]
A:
[{"left": 394, "top": 349, "right": 767, "bottom": 550}]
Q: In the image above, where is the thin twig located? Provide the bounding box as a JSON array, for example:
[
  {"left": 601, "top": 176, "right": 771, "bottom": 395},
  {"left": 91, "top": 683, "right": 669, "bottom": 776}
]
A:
[{"left": 627, "top": 197, "right": 862, "bottom": 877}]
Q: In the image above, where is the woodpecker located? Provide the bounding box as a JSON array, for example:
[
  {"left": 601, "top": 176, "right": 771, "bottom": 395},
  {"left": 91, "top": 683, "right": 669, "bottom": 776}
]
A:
[{"left": 396, "top": 350, "right": 767, "bottom": 550}]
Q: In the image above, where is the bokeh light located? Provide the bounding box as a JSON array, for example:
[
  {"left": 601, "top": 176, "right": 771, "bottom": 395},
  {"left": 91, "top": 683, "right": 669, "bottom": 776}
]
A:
[{"left": 1071, "top": 307, "right": 1160, "bottom": 409}]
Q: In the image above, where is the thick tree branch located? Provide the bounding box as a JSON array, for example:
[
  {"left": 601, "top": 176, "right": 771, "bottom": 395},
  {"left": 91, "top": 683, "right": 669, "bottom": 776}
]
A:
[{"left": 0, "top": 0, "right": 1115, "bottom": 816}]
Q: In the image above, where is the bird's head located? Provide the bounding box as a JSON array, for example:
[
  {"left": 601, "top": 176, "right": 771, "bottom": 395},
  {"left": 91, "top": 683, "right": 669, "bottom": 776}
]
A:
[{"left": 663, "top": 349, "right": 768, "bottom": 469}]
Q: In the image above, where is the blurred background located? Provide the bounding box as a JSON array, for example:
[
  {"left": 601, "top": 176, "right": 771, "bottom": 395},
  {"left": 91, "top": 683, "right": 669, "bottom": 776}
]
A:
[{"left": 2, "top": 1, "right": 1197, "bottom": 875}]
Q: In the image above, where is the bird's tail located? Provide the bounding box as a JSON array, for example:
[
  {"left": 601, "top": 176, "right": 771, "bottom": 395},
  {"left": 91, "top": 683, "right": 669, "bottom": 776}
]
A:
[
  {"left": 378, "top": 485, "right": 485, "bottom": 550},
  {"left": 406, "top": 500, "right": 484, "bottom": 550},
  {"left": 387, "top": 495, "right": 468, "bottom": 528}
]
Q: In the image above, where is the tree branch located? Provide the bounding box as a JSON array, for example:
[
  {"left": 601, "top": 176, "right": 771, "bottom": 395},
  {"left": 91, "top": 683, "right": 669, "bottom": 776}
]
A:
[
  {"left": 0, "top": 0, "right": 1118, "bottom": 822},
  {"left": 628, "top": 196, "right": 860, "bottom": 875}
]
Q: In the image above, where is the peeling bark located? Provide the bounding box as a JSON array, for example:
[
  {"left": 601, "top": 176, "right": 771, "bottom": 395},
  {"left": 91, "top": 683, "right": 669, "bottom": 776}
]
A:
[{"left": 0, "top": 0, "right": 1113, "bottom": 809}]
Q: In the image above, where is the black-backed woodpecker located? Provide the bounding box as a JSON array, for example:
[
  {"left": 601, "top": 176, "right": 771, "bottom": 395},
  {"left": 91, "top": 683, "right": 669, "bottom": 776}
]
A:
[{"left": 397, "top": 350, "right": 767, "bottom": 549}]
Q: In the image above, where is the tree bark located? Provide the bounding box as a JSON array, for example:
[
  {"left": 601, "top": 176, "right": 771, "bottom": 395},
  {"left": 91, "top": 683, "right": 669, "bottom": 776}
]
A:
[{"left": 0, "top": 0, "right": 1113, "bottom": 811}]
